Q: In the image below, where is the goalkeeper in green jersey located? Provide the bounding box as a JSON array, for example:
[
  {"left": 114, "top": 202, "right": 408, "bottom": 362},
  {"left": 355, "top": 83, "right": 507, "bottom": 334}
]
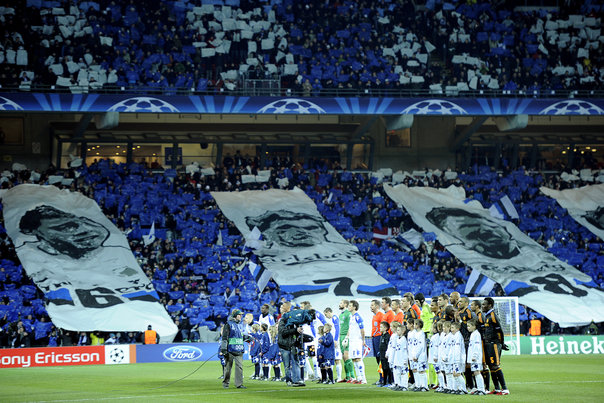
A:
[{"left": 337, "top": 299, "right": 355, "bottom": 382}]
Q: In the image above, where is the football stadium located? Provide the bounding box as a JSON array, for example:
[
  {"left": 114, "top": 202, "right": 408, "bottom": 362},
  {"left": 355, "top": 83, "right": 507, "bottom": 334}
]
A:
[{"left": 0, "top": 0, "right": 603, "bottom": 401}]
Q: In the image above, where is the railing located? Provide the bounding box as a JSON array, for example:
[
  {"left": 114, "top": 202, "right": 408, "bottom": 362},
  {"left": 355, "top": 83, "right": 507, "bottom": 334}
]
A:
[
  {"left": 242, "top": 79, "right": 281, "bottom": 96},
  {"left": 0, "top": 84, "right": 602, "bottom": 99}
]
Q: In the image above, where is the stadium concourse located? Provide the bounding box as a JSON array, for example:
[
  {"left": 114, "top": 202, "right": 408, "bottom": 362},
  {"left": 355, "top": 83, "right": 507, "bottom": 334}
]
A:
[
  {"left": 0, "top": 157, "right": 602, "bottom": 348},
  {"left": 0, "top": 0, "right": 602, "bottom": 95}
]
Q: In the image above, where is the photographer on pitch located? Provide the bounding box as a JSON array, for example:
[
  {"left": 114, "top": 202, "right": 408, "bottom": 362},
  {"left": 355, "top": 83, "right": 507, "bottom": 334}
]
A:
[{"left": 220, "top": 309, "right": 253, "bottom": 389}]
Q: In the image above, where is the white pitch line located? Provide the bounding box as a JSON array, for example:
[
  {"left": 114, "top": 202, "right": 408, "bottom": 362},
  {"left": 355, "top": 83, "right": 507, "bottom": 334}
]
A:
[
  {"left": 30, "top": 380, "right": 604, "bottom": 403},
  {"left": 510, "top": 380, "right": 603, "bottom": 385},
  {"left": 33, "top": 386, "right": 355, "bottom": 403}
]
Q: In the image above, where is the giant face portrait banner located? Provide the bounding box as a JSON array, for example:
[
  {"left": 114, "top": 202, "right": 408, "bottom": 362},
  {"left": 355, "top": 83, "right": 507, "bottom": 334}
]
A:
[
  {"left": 211, "top": 188, "right": 397, "bottom": 308},
  {"left": 0, "top": 185, "right": 177, "bottom": 342},
  {"left": 540, "top": 184, "right": 604, "bottom": 241},
  {"left": 383, "top": 184, "right": 604, "bottom": 327}
]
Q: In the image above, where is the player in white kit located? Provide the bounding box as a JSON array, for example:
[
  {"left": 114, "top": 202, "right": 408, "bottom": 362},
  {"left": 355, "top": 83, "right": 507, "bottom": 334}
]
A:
[{"left": 347, "top": 300, "right": 367, "bottom": 384}]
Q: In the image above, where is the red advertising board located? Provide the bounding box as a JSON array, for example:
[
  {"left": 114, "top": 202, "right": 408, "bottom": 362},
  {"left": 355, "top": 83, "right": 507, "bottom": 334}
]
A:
[{"left": 0, "top": 346, "right": 104, "bottom": 368}]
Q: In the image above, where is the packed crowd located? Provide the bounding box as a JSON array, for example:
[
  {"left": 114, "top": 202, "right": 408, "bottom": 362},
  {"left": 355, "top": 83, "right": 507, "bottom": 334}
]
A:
[
  {"left": 0, "top": 152, "right": 603, "bottom": 348},
  {"left": 435, "top": 0, "right": 604, "bottom": 94},
  {"left": 0, "top": 0, "right": 602, "bottom": 94}
]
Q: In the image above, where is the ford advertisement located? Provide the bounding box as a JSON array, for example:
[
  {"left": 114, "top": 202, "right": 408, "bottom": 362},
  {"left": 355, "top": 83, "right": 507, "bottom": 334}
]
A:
[{"left": 136, "top": 343, "right": 219, "bottom": 363}]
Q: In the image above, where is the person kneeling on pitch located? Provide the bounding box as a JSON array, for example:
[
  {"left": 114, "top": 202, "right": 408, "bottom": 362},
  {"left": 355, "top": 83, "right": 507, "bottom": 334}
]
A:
[{"left": 221, "top": 309, "right": 253, "bottom": 389}]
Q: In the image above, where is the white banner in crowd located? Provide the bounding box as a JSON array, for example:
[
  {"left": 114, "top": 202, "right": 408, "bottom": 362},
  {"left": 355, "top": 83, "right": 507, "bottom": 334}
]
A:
[
  {"left": 383, "top": 184, "right": 604, "bottom": 327},
  {"left": 0, "top": 185, "right": 177, "bottom": 342},
  {"left": 212, "top": 188, "right": 397, "bottom": 309},
  {"left": 540, "top": 184, "right": 604, "bottom": 241}
]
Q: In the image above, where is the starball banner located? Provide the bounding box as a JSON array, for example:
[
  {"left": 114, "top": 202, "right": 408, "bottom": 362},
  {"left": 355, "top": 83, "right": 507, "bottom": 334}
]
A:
[
  {"left": 1, "top": 93, "right": 604, "bottom": 116},
  {"left": 0, "top": 185, "right": 177, "bottom": 341},
  {"left": 540, "top": 184, "right": 604, "bottom": 241},
  {"left": 211, "top": 188, "right": 397, "bottom": 308},
  {"left": 383, "top": 184, "right": 604, "bottom": 327}
]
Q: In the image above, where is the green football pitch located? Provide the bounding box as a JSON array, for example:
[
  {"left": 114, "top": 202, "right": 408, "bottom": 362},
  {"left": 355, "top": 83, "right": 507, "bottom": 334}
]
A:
[{"left": 1, "top": 355, "right": 602, "bottom": 402}]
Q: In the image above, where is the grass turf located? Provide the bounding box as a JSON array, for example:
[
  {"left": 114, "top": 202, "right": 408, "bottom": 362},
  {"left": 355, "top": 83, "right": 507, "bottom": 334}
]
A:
[{"left": 1, "top": 355, "right": 603, "bottom": 402}]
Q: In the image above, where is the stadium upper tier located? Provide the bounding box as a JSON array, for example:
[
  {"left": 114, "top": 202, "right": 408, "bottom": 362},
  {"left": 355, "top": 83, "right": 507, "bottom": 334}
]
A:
[{"left": 0, "top": 0, "right": 602, "bottom": 97}]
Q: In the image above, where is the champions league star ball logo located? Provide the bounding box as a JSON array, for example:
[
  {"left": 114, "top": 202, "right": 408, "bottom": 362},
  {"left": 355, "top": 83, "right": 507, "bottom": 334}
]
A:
[
  {"left": 108, "top": 97, "right": 179, "bottom": 113},
  {"left": 108, "top": 347, "right": 125, "bottom": 364},
  {"left": 539, "top": 100, "right": 604, "bottom": 115},
  {"left": 257, "top": 98, "right": 326, "bottom": 114},
  {"left": 0, "top": 96, "right": 24, "bottom": 111},
  {"left": 401, "top": 99, "right": 467, "bottom": 115}
]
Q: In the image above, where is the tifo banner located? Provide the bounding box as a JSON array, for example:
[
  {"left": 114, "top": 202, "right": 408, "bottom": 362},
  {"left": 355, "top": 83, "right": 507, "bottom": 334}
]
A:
[
  {"left": 0, "top": 185, "right": 177, "bottom": 342},
  {"left": 540, "top": 184, "right": 604, "bottom": 241},
  {"left": 0, "top": 346, "right": 104, "bottom": 368},
  {"left": 212, "top": 188, "right": 397, "bottom": 309},
  {"left": 383, "top": 184, "right": 604, "bottom": 327},
  {"left": 520, "top": 335, "right": 604, "bottom": 355}
]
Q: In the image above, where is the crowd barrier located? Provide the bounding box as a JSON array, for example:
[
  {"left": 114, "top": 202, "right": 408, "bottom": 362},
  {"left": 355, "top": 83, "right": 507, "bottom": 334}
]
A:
[{"left": 2, "top": 336, "right": 602, "bottom": 368}]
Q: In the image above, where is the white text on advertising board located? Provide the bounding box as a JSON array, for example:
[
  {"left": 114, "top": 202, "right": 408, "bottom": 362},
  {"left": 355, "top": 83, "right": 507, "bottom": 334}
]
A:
[
  {"left": 530, "top": 336, "right": 604, "bottom": 355},
  {"left": 162, "top": 346, "right": 203, "bottom": 361}
]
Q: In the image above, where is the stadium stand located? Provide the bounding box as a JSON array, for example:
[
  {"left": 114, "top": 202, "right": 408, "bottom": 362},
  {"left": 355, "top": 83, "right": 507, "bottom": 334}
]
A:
[
  {"left": 0, "top": 156, "right": 602, "bottom": 347},
  {"left": 0, "top": 0, "right": 602, "bottom": 347},
  {"left": 0, "top": 0, "right": 601, "bottom": 95}
]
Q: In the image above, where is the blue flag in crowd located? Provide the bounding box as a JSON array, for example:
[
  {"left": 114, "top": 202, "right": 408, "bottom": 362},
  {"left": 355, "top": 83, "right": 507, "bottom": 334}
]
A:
[
  {"left": 464, "top": 269, "right": 496, "bottom": 296},
  {"left": 142, "top": 221, "right": 156, "bottom": 246},
  {"left": 249, "top": 255, "right": 272, "bottom": 293},
  {"left": 489, "top": 195, "right": 519, "bottom": 220}
]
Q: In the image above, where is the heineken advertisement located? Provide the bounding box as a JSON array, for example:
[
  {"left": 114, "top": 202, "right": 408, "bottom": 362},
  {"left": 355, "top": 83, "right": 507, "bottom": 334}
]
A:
[{"left": 520, "top": 335, "right": 604, "bottom": 355}]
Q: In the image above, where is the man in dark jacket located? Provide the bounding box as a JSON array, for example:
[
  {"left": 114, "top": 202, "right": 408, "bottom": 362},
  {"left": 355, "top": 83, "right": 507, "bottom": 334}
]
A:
[
  {"left": 221, "top": 309, "right": 252, "bottom": 389},
  {"left": 379, "top": 321, "right": 392, "bottom": 387},
  {"left": 277, "top": 302, "right": 305, "bottom": 387}
]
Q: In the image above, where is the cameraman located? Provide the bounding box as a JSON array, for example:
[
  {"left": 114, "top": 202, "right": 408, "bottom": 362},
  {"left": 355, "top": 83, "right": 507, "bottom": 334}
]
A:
[{"left": 277, "top": 302, "right": 305, "bottom": 387}]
